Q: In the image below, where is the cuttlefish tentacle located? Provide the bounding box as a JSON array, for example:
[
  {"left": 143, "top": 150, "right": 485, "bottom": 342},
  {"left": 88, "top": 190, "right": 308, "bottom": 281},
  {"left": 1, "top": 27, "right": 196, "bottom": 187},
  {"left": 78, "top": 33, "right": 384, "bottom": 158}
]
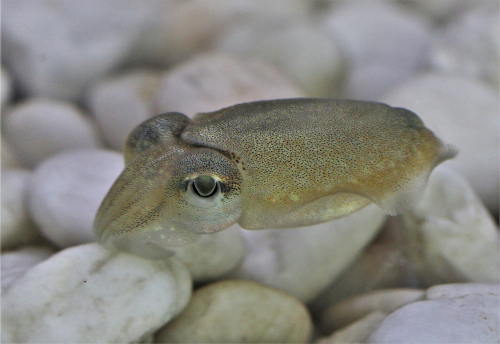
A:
[{"left": 94, "top": 98, "right": 457, "bottom": 259}]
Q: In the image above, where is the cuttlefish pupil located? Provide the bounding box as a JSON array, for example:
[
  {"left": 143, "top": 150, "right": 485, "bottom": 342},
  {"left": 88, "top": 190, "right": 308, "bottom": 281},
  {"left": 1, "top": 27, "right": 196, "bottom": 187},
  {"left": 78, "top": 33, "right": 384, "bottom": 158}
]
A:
[{"left": 93, "top": 98, "right": 457, "bottom": 259}]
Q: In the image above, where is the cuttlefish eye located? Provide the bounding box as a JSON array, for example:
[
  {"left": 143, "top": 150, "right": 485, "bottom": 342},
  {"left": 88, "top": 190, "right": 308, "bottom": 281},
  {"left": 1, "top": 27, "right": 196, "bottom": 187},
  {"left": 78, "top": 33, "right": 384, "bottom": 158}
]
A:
[{"left": 182, "top": 175, "right": 224, "bottom": 207}]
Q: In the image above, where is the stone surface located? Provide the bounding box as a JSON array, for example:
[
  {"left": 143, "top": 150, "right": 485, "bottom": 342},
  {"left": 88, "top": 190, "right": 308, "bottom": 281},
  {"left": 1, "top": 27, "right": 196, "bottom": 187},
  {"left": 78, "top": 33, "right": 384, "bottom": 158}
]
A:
[
  {"left": 3, "top": 98, "right": 102, "bottom": 168},
  {"left": 320, "top": 288, "right": 424, "bottom": 332},
  {"left": 1, "top": 246, "right": 55, "bottom": 293},
  {"left": 1, "top": 243, "right": 192, "bottom": 343},
  {"left": 368, "top": 284, "right": 500, "bottom": 343},
  {"left": 426, "top": 282, "right": 500, "bottom": 300},
  {"left": 1, "top": 169, "right": 43, "bottom": 250},
  {"left": 428, "top": 3, "right": 499, "bottom": 88},
  {"left": 402, "top": 165, "right": 499, "bottom": 285},
  {"left": 2, "top": 0, "right": 160, "bottom": 101},
  {"left": 155, "top": 280, "right": 312, "bottom": 343},
  {"left": 216, "top": 22, "right": 345, "bottom": 97},
  {"left": 229, "top": 204, "right": 386, "bottom": 303},
  {"left": 322, "top": 1, "right": 431, "bottom": 100},
  {"left": 1, "top": 65, "right": 12, "bottom": 107},
  {"left": 169, "top": 224, "right": 246, "bottom": 283},
  {"left": 28, "top": 149, "right": 124, "bottom": 248},
  {"left": 156, "top": 52, "right": 304, "bottom": 118},
  {"left": 382, "top": 73, "right": 499, "bottom": 211},
  {"left": 317, "top": 311, "right": 387, "bottom": 344},
  {"left": 87, "top": 69, "right": 162, "bottom": 150}
]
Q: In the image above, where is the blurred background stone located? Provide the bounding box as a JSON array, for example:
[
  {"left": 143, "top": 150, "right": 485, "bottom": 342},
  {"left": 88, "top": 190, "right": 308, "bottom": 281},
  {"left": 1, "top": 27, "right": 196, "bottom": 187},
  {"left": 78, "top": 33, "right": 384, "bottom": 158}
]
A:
[{"left": 1, "top": 65, "right": 13, "bottom": 107}]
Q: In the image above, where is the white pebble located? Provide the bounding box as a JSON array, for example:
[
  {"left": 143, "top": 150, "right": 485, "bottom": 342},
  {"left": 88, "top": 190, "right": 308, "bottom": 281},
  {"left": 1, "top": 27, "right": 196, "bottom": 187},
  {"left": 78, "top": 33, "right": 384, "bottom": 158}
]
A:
[
  {"left": 320, "top": 289, "right": 424, "bottom": 332},
  {"left": 1, "top": 246, "right": 54, "bottom": 293},
  {"left": 368, "top": 286, "right": 499, "bottom": 343},
  {"left": 170, "top": 224, "right": 246, "bottom": 283},
  {"left": 155, "top": 280, "right": 312, "bottom": 343},
  {"left": 1, "top": 169, "right": 42, "bottom": 250},
  {"left": 402, "top": 162, "right": 499, "bottom": 284},
  {"left": 1, "top": 65, "right": 12, "bottom": 107},
  {"left": 216, "top": 22, "right": 346, "bottom": 97},
  {"left": 87, "top": 69, "right": 162, "bottom": 150},
  {"left": 156, "top": 52, "right": 304, "bottom": 118},
  {"left": 230, "top": 204, "right": 386, "bottom": 302},
  {"left": 3, "top": 98, "right": 102, "bottom": 168},
  {"left": 1, "top": 243, "right": 192, "bottom": 343},
  {"left": 322, "top": 1, "right": 431, "bottom": 100},
  {"left": 428, "top": 3, "right": 499, "bottom": 88},
  {"left": 2, "top": 0, "right": 161, "bottom": 100},
  {"left": 382, "top": 73, "right": 499, "bottom": 211},
  {"left": 28, "top": 149, "right": 124, "bottom": 248}
]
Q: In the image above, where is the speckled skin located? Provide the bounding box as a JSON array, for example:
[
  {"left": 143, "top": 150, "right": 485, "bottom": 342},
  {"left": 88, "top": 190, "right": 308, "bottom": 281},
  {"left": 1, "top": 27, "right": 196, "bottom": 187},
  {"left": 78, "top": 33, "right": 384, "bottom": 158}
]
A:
[{"left": 94, "top": 98, "right": 456, "bottom": 259}]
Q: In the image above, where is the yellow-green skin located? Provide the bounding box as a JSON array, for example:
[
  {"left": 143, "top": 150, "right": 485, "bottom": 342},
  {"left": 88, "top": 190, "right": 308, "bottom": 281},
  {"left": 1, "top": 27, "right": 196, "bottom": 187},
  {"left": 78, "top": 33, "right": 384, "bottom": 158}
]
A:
[{"left": 93, "top": 98, "right": 456, "bottom": 259}]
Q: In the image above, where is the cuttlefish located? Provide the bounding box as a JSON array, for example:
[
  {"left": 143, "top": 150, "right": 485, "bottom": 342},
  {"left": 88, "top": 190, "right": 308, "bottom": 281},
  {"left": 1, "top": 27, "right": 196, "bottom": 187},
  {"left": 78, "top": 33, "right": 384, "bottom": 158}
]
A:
[{"left": 93, "top": 98, "right": 456, "bottom": 259}]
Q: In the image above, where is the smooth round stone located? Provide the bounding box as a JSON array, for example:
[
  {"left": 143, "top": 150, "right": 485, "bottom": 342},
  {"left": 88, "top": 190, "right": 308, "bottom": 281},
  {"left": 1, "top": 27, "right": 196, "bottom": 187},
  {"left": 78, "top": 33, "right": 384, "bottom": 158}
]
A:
[
  {"left": 1, "top": 243, "right": 192, "bottom": 343},
  {"left": 3, "top": 98, "right": 102, "bottom": 168},
  {"left": 317, "top": 311, "right": 387, "bottom": 344},
  {"left": 1, "top": 169, "right": 43, "bottom": 251},
  {"left": 1, "top": 246, "right": 55, "bottom": 293},
  {"left": 320, "top": 288, "right": 424, "bottom": 332},
  {"left": 2, "top": 0, "right": 161, "bottom": 100},
  {"left": 402, "top": 165, "right": 499, "bottom": 284},
  {"left": 156, "top": 52, "right": 304, "bottom": 118},
  {"left": 426, "top": 283, "right": 500, "bottom": 300},
  {"left": 87, "top": 69, "right": 162, "bottom": 150},
  {"left": 229, "top": 203, "right": 386, "bottom": 303},
  {"left": 1, "top": 65, "right": 12, "bottom": 107},
  {"left": 155, "top": 280, "right": 312, "bottom": 343},
  {"left": 169, "top": 224, "right": 246, "bottom": 283},
  {"left": 367, "top": 288, "right": 499, "bottom": 343},
  {"left": 129, "top": 0, "right": 311, "bottom": 65},
  {"left": 321, "top": 1, "right": 431, "bottom": 100},
  {"left": 381, "top": 73, "right": 499, "bottom": 211},
  {"left": 28, "top": 149, "right": 124, "bottom": 248},
  {"left": 428, "top": 4, "right": 499, "bottom": 88},
  {"left": 216, "top": 22, "right": 346, "bottom": 97}
]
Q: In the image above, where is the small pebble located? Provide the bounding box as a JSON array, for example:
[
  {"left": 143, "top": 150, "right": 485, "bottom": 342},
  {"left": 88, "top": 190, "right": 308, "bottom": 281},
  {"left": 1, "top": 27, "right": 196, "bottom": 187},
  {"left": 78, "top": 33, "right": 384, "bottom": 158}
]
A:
[
  {"left": 216, "top": 22, "right": 346, "bottom": 97},
  {"left": 320, "top": 288, "right": 424, "bottom": 332},
  {"left": 382, "top": 73, "right": 500, "bottom": 211},
  {"left": 230, "top": 204, "right": 386, "bottom": 302},
  {"left": 321, "top": 1, "right": 431, "bottom": 100},
  {"left": 3, "top": 98, "right": 102, "bottom": 168},
  {"left": 155, "top": 280, "right": 312, "bottom": 343},
  {"left": 1, "top": 169, "right": 42, "bottom": 250},
  {"left": 170, "top": 224, "right": 246, "bottom": 283},
  {"left": 1, "top": 243, "right": 192, "bottom": 343},
  {"left": 1, "top": 246, "right": 55, "bottom": 293},
  {"left": 368, "top": 284, "right": 499, "bottom": 343},
  {"left": 87, "top": 69, "right": 162, "bottom": 150},
  {"left": 28, "top": 149, "right": 124, "bottom": 248},
  {"left": 156, "top": 52, "right": 304, "bottom": 118}
]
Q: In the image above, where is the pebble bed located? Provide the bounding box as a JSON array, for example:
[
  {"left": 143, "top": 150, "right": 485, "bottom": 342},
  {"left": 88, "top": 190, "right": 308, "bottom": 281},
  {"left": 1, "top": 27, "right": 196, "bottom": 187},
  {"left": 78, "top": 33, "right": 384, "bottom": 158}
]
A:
[{"left": 1, "top": 1, "right": 499, "bottom": 343}]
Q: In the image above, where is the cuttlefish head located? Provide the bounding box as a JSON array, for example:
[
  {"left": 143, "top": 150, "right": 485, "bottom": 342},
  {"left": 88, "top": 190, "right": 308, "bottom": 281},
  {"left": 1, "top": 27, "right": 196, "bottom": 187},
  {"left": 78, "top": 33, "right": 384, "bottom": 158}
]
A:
[{"left": 93, "top": 113, "right": 242, "bottom": 259}]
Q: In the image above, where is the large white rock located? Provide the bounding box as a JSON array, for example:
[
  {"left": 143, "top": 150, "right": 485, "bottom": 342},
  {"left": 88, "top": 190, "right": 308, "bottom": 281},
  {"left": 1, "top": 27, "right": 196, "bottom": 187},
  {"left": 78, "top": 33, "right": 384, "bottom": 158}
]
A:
[
  {"left": 155, "top": 280, "right": 312, "bottom": 343},
  {"left": 229, "top": 204, "right": 386, "bottom": 302},
  {"left": 1, "top": 246, "right": 55, "bottom": 293},
  {"left": 321, "top": 1, "right": 431, "bottom": 100},
  {"left": 3, "top": 98, "right": 102, "bottom": 168},
  {"left": 170, "top": 224, "right": 246, "bottom": 283},
  {"left": 87, "top": 69, "right": 162, "bottom": 150},
  {"left": 1, "top": 243, "right": 192, "bottom": 343},
  {"left": 368, "top": 284, "right": 500, "bottom": 343},
  {"left": 2, "top": 0, "right": 160, "bottom": 101},
  {"left": 1, "top": 169, "right": 43, "bottom": 250},
  {"left": 156, "top": 52, "right": 304, "bottom": 118},
  {"left": 428, "top": 3, "right": 499, "bottom": 88},
  {"left": 382, "top": 73, "right": 499, "bottom": 211},
  {"left": 28, "top": 149, "right": 124, "bottom": 248},
  {"left": 216, "top": 22, "right": 346, "bottom": 97}
]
